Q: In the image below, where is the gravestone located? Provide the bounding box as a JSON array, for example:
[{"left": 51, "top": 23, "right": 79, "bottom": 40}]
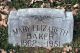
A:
[{"left": 8, "top": 8, "right": 73, "bottom": 48}]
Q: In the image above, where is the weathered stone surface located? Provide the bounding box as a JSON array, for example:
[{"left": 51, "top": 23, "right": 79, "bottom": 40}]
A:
[{"left": 8, "top": 8, "right": 73, "bottom": 48}]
